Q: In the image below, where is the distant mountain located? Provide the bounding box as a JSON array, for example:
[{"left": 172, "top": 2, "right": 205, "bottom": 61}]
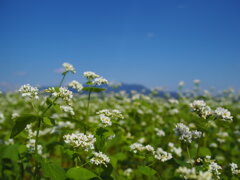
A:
[{"left": 40, "top": 83, "right": 178, "bottom": 98}]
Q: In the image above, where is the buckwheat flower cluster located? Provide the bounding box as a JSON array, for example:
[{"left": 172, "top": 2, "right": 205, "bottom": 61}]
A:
[
  {"left": 97, "top": 109, "right": 124, "bottom": 127},
  {"left": 90, "top": 151, "right": 110, "bottom": 167},
  {"left": 168, "top": 98, "right": 179, "bottom": 104},
  {"left": 83, "top": 71, "right": 99, "bottom": 79},
  {"left": 176, "top": 167, "right": 212, "bottom": 180},
  {"left": 99, "top": 114, "right": 112, "bottom": 127},
  {"left": 155, "top": 128, "right": 165, "bottom": 137},
  {"left": 209, "top": 162, "right": 222, "bottom": 179},
  {"left": 230, "top": 163, "right": 240, "bottom": 175},
  {"left": 60, "top": 105, "right": 75, "bottom": 115},
  {"left": 93, "top": 77, "right": 108, "bottom": 85},
  {"left": 26, "top": 139, "right": 43, "bottom": 155},
  {"left": 194, "top": 79, "right": 200, "bottom": 85},
  {"left": 68, "top": 80, "right": 83, "bottom": 92},
  {"left": 154, "top": 147, "right": 172, "bottom": 162},
  {"left": 168, "top": 142, "right": 182, "bottom": 157},
  {"left": 123, "top": 168, "right": 133, "bottom": 177},
  {"left": 130, "top": 143, "right": 146, "bottom": 153},
  {"left": 63, "top": 132, "right": 96, "bottom": 151},
  {"left": 46, "top": 87, "right": 73, "bottom": 104},
  {"left": 19, "top": 84, "right": 39, "bottom": 99},
  {"left": 174, "top": 123, "right": 202, "bottom": 143},
  {"left": 214, "top": 107, "right": 233, "bottom": 121},
  {"left": 176, "top": 167, "right": 197, "bottom": 179},
  {"left": 190, "top": 100, "right": 212, "bottom": 119},
  {"left": 63, "top": 62, "right": 76, "bottom": 74}
]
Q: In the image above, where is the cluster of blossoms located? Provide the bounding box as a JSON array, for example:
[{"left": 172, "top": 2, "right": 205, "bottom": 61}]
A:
[
  {"left": 190, "top": 100, "right": 212, "bottom": 119},
  {"left": 168, "top": 98, "right": 179, "bottom": 104},
  {"left": 190, "top": 100, "right": 233, "bottom": 121},
  {"left": 90, "top": 151, "right": 110, "bottom": 167},
  {"left": 154, "top": 147, "right": 172, "bottom": 162},
  {"left": 25, "top": 125, "right": 43, "bottom": 154},
  {"left": 19, "top": 84, "right": 39, "bottom": 99},
  {"left": 208, "top": 162, "right": 222, "bottom": 179},
  {"left": 174, "top": 123, "right": 202, "bottom": 143},
  {"left": 96, "top": 109, "right": 124, "bottom": 127},
  {"left": 93, "top": 77, "right": 108, "bottom": 85},
  {"left": 60, "top": 105, "right": 75, "bottom": 115},
  {"left": 63, "top": 132, "right": 96, "bottom": 151},
  {"left": 214, "top": 107, "right": 233, "bottom": 121},
  {"left": 229, "top": 163, "right": 240, "bottom": 175},
  {"left": 63, "top": 62, "right": 76, "bottom": 74},
  {"left": 46, "top": 87, "right": 73, "bottom": 104},
  {"left": 83, "top": 71, "right": 99, "bottom": 79},
  {"left": 68, "top": 80, "right": 83, "bottom": 92},
  {"left": 168, "top": 142, "right": 182, "bottom": 157},
  {"left": 123, "top": 168, "right": 133, "bottom": 177},
  {"left": 130, "top": 143, "right": 172, "bottom": 162},
  {"left": 26, "top": 139, "right": 43, "bottom": 155},
  {"left": 155, "top": 128, "right": 165, "bottom": 137},
  {"left": 176, "top": 167, "right": 212, "bottom": 180}
]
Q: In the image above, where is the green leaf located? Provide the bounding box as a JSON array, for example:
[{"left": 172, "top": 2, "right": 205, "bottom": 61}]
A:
[
  {"left": 2, "top": 144, "right": 19, "bottom": 162},
  {"left": 43, "top": 117, "right": 55, "bottom": 126},
  {"left": 82, "top": 87, "right": 106, "bottom": 93},
  {"left": 66, "top": 167, "right": 97, "bottom": 180},
  {"left": 199, "top": 147, "right": 211, "bottom": 156},
  {"left": 137, "top": 166, "right": 156, "bottom": 177},
  {"left": 10, "top": 114, "right": 40, "bottom": 138},
  {"left": 42, "top": 162, "right": 65, "bottom": 180}
]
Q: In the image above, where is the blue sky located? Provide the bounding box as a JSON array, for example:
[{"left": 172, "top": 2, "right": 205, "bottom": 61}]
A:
[{"left": 0, "top": 0, "right": 240, "bottom": 91}]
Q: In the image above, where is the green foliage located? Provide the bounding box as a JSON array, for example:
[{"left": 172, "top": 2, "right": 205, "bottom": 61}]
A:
[
  {"left": 66, "top": 167, "right": 97, "bottom": 180},
  {"left": 137, "top": 166, "right": 156, "bottom": 177},
  {"left": 42, "top": 161, "right": 66, "bottom": 180},
  {"left": 10, "top": 114, "right": 40, "bottom": 138}
]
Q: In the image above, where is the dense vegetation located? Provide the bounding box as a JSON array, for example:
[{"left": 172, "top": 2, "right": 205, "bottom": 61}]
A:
[{"left": 0, "top": 63, "right": 239, "bottom": 180}]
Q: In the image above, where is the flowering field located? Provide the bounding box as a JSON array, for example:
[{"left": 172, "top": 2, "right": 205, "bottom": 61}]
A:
[{"left": 0, "top": 63, "right": 239, "bottom": 180}]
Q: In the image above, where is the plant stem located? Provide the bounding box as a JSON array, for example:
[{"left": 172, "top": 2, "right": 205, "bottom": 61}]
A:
[
  {"left": 59, "top": 73, "right": 66, "bottom": 87},
  {"left": 186, "top": 146, "right": 191, "bottom": 160},
  {"left": 86, "top": 89, "right": 92, "bottom": 121}
]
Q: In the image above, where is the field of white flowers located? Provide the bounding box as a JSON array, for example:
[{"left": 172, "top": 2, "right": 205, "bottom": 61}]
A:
[{"left": 0, "top": 63, "right": 239, "bottom": 180}]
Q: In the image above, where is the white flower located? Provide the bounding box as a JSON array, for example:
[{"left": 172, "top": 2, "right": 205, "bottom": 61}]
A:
[
  {"left": 19, "top": 84, "right": 39, "bottom": 99},
  {"left": 63, "top": 62, "right": 76, "bottom": 74},
  {"left": 60, "top": 105, "right": 75, "bottom": 115},
  {"left": 197, "top": 171, "right": 212, "bottom": 180},
  {"left": 93, "top": 77, "right": 108, "bottom": 85},
  {"left": 68, "top": 80, "right": 83, "bottom": 92},
  {"left": 209, "top": 162, "right": 222, "bottom": 179},
  {"left": 191, "top": 130, "right": 202, "bottom": 139},
  {"left": 123, "top": 168, "right": 133, "bottom": 177},
  {"left": 47, "top": 87, "right": 73, "bottom": 104},
  {"left": 99, "top": 114, "right": 112, "bottom": 127},
  {"left": 155, "top": 128, "right": 165, "bottom": 137},
  {"left": 215, "top": 107, "right": 233, "bottom": 121},
  {"left": 174, "top": 123, "right": 202, "bottom": 143},
  {"left": 179, "top": 81, "right": 185, "bottom": 87},
  {"left": 169, "top": 98, "right": 179, "bottom": 104},
  {"left": 154, "top": 147, "right": 172, "bottom": 162},
  {"left": 176, "top": 167, "right": 197, "bottom": 179},
  {"left": 90, "top": 152, "right": 110, "bottom": 166},
  {"left": 130, "top": 143, "right": 145, "bottom": 153},
  {"left": 168, "top": 142, "right": 182, "bottom": 157},
  {"left": 83, "top": 71, "right": 99, "bottom": 79},
  {"left": 230, "top": 163, "right": 240, "bottom": 175},
  {"left": 194, "top": 79, "right": 200, "bottom": 85},
  {"left": 174, "top": 123, "right": 192, "bottom": 143},
  {"left": 26, "top": 139, "right": 43, "bottom": 155},
  {"left": 190, "top": 100, "right": 212, "bottom": 119},
  {"left": 145, "top": 145, "right": 154, "bottom": 152},
  {"left": 63, "top": 132, "right": 96, "bottom": 151}
]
